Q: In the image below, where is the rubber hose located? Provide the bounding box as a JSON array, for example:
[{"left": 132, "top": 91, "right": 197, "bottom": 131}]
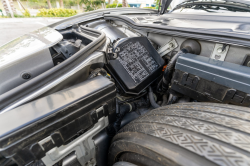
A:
[
  {"left": 161, "top": 94, "right": 168, "bottom": 106},
  {"left": 113, "top": 101, "right": 135, "bottom": 133},
  {"left": 162, "top": 49, "right": 188, "bottom": 91},
  {"left": 148, "top": 86, "right": 160, "bottom": 108}
]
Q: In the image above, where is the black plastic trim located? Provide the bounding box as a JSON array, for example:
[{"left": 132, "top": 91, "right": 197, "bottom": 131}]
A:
[{"left": 0, "top": 76, "right": 116, "bottom": 165}]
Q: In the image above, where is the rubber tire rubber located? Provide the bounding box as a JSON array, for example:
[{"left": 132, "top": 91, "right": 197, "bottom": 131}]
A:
[
  {"left": 108, "top": 102, "right": 250, "bottom": 166},
  {"left": 113, "top": 161, "right": 137, "bottom": 166}
]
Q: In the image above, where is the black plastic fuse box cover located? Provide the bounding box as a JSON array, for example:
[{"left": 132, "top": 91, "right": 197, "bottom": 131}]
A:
[
  {"left": 172, "top": 53, "right": 250, "bottom": 106},
  {"left": 0, "top": 76, "right": 116, "bottom": 165},
  {"left": 106, "top": 37, "right": 164, "bottom": 95}
]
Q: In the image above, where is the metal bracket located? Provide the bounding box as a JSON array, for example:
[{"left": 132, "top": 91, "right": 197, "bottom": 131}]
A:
[
  {"left": 157, "top": 38, "right": 178, "bottom": 57},
  {"left": 210, "top": 43, "right": 229, "bottom": 61},
  {"left": 107, "top": 48, "right": 113, "bottom": 53}
]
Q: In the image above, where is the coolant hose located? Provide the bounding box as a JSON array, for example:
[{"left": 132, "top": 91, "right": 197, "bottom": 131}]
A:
[{"left": 149, "top": 86, "right": 160, "bottom": 108}]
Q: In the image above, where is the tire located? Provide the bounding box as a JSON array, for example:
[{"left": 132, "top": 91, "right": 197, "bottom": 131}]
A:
[
  {"left": 108, "top": 102, "right": 250, "bottom": 166},
  {"left": 113, "top": 161, "right": 137, "bottom": 166}
]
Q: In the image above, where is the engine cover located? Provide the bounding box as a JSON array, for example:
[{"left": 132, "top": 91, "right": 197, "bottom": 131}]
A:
[
  {"left": 172, "top": 53, "right": 250, "bottom": 106},
  {"left": 106, "top": 37, "right": 164, "bottom": 94}
]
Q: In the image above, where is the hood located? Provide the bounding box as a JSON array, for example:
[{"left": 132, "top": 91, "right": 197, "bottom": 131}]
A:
[{"left": 169, "top": 0, "right": 250, "bottom": 13}]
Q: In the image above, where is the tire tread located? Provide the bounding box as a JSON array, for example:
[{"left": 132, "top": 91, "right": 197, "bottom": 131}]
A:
[{"left": 116, "top": 103, "right": 250, "bottom": 166}]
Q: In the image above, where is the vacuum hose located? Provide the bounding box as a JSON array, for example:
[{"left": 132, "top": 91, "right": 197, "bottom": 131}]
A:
[{"left": 149, "top": 86, "right": 160, "bottom": 108}]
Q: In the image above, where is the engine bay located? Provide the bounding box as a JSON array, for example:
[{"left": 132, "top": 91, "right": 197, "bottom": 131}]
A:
[
  {"left": 49, "top": 19, "right": 250, "bottom": 108},
  {"left": 1, "top": 11, "right": 250, "bottom": 166},
  {"left": 1, "top": 16, "right": 250, "bottom": 109}
]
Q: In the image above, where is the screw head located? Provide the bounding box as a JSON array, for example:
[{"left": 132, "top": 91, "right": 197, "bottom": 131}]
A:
[
  {"left": 169, "top": 43, "right": 174, "bottom": 48},
  {"left": 22, "top": 73, "right": 31, "bottom": 80},
  {"left": 217, "top": 48, "right": 223, "bottom": 53}
]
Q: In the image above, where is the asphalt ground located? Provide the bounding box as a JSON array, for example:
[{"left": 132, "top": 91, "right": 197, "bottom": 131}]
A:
[{"left": 0, "top": 18, "right": 63, "bottom": 46}]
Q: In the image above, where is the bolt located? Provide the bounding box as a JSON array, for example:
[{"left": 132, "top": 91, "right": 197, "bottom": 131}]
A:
[
  {"left": 169, "top": 43, "right": 174, "bottom": 48},
  {"left": 217, "top": 47, "right": 225, "bottom": 53},
  {"left": 22, "top": 73, "right": 31, "bottom": 80}
]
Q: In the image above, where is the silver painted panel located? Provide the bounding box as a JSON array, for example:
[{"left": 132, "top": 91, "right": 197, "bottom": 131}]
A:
[
  {"left": 0, "top": 27, "right": 63, "bottom": 95},
  {"left": 0, "top": 27, "right": 62, "bottom": 68}
]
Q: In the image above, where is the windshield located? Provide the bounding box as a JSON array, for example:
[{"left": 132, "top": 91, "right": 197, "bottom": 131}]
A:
[{"left": 170, "top": 0, "right": 250, "bottom": 13}]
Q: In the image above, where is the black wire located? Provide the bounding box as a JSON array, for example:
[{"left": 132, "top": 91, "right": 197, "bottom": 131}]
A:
[
  {"left": 118, "top": 91, "right": 148, "bottom": 104},
  {"left": 157, "top": 78, "right": 163, "bottom": 92}
]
